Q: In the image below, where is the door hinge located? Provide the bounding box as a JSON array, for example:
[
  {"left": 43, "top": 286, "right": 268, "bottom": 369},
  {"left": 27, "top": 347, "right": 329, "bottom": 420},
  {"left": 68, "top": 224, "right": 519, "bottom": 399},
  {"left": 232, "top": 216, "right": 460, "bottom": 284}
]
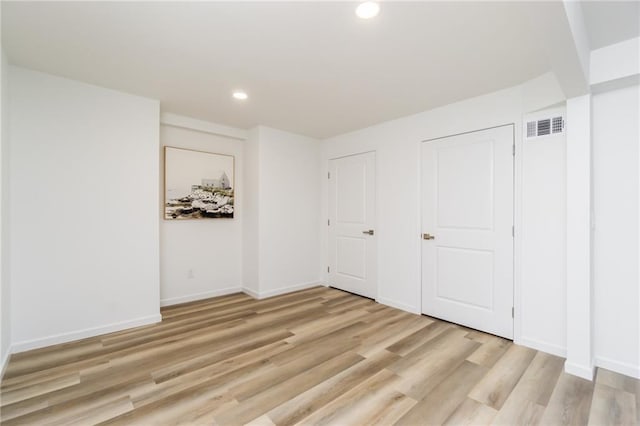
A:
[
  {"left": 512, "top": 307, "right": 514, "bottom": 318},
  {"left": 328, "top": 219, "right": 330, "bottom": 226},
  {"left": 328, "top": 172, "right": 331, "bottom": 179},
  {"left": 512, "top": 226, "right": 514, "bottom": 237},
  {"left": 327, "top": 266, "right": 330, "bottom": 273},
  {"left": 512, "top": 144, "right": 515, "bottom": 156}
]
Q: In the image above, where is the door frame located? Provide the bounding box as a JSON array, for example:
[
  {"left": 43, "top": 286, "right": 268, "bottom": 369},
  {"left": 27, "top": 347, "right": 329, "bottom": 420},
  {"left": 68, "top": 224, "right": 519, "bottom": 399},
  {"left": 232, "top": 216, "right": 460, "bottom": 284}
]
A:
[
  {"left": 327, "top": 150, "right": 379, "bottom": 301},
  {"left": 419, "top": 123, "right": 517, "bottom": 339}
]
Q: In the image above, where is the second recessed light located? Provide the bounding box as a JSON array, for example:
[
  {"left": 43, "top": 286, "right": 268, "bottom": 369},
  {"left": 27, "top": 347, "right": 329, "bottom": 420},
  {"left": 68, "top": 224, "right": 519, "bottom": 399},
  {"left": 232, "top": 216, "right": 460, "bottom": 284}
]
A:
[
  {"left": 232, "top": 91, "right": 248, "bottom": 100},
  {"left": 356, "top": 2, "right": 380, "bottom": 19}
]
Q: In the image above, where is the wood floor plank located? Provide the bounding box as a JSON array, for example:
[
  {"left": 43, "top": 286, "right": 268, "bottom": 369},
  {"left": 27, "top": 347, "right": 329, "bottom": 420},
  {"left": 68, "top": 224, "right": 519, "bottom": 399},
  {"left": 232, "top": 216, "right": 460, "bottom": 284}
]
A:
[
  {"left": 391, "top": 329, "right": 480, "bottom": 400},
  {"left": 490, "top": 352, "right": 563, "bottom": 426},
  {"left": 267, "top": 349, "right": 400, "bottom": 426},
  {"left": 355, "top": 314, "right": 430, "bottom": 358},
  {"left": 2, "top": 395, "right": 139, "bottom": 425},
  {"left": 101, "top": 387, "right": 232, "bottom": 425},
  {"left": 214, "top": 351, "right": 364, "bottom": 425},
  {"left": 385, "top": 320, "right": 448, "bottom": 356},
  {"left": 272, "top": 322, "right": 367, "bottom": 364},
  {"left": 329, "top": 389, "right": 416, "bottom": 426},
  {"left": 245, "top": 414, "right": 277, "bottom": 426},
  {"left": 228, "top": 338, "right": 360, "bottom": 402},
  {"left": 0, "top": 373, "right": 80, "bottom": 406},
  {"left": 150, "top": 329, "right": 293, "bottom": 383},
  {"left": 466, "top": 335, "right": 511, "bottom": 368},
  {"left": 285, "top": 308, "right": 368, "bottom": 342},
  {"left": 174, "top": 395, "right": 238, "bottom": 425},
  {"left": 293, "top": 369, "right": 401, "bottom": 426},
  {"left": 443, "top": 397, "right": 498, "bottom": 425},
  {"left": 587, "top": 383, "right": 637, "bottom": 426},
  {"left": 597, "top": 368, "right": 640, "bottom": 396},
  {"left": 2, "top": 287, "right": 638, "bottom": 426},
  {"left": 130, "top": 341, "right": 290, "bottom": 408},
  {"left": 468, "top": 344, "right": 537, "bottom": 410},
  {"left": 540, "top": 373, "right": 596, "bottom": 426},
  {"left": 492, "top": 398, "right": 546, "bottom": 426},
  {"left": 57, "top": 396, "right": 134, "bottom": 426},
  {"left": 101, "top": 361, "right": 275, "bottom": 425},
  {"left": 394, "top": 360, "right": 488, "bottom": 426},
  {"left": 596, "top": 368, "right": 640, "bottom": 424},
  {"left": 324, "top": 296, "right": 376, "bottom": 314}
]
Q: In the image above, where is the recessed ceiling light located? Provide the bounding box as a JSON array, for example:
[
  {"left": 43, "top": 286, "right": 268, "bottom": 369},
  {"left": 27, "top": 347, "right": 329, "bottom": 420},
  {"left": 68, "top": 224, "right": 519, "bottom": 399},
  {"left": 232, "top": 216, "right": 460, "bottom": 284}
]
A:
[
  {"left": 356, "top": 2, "right": 380, "bottom": 19},
  {"left": 232, "top": 91, "right": 248, "bottom": 100}
]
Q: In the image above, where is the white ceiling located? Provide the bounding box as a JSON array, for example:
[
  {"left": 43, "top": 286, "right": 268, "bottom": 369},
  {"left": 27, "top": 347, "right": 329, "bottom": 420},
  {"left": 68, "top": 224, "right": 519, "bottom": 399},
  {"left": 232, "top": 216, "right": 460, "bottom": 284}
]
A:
[{"left": 2, "top": 1, "right": 637, "bottom": 139}]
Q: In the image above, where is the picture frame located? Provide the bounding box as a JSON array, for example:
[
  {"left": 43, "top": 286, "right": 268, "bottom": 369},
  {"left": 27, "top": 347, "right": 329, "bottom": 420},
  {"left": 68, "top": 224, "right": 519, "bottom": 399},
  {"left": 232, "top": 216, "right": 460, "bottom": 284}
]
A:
[{"left": 164, "top": 146, "right": 235, "bottom": 220}]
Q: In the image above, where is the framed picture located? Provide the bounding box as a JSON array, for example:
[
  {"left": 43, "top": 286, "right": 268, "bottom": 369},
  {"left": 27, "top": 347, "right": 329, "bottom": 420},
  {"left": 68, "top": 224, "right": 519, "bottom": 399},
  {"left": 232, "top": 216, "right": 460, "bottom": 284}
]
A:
[{"left": 164, "top": 146, "right": 235, "bottom": 220}]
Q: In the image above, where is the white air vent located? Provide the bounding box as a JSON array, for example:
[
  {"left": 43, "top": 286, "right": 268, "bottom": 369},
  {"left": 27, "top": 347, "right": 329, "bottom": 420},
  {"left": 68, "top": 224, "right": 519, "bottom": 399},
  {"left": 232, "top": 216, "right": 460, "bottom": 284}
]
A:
[{"left": 525, "top": 116, "right": 564, "bottom": 139}]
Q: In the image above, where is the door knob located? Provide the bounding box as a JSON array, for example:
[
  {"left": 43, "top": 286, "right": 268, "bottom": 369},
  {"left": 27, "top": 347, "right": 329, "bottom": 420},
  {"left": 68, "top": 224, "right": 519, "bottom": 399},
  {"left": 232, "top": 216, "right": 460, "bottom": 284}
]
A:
[
  {"left": 423, "top": 233, "right": 435, "bottom": 240},
  {"left": 362, "top": 230, "right": 375, "bottom": 235}
]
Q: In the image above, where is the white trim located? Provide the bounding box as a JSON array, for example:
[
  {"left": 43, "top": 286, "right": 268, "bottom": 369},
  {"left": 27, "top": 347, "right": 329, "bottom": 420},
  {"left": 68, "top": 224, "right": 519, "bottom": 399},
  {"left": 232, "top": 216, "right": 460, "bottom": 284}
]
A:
[
  {"left": 591, "top": 75, "right": 640, "bottom": 95},
  {"left": 328, "top": 150, "right": 379, "bottom": 302},
  {"left": 513, "top": 116, "right": 524, "bottom": 347},
  {"left": 565, "top": 94, "right": 593, "bottom": 380},
  {"left": 517, "top": 336, "right": 566, "bottom": 358},
  {"left": 595, "top": 356, "right": 640, "bottom": 380},
  {"left": 160, "top": 112, "right": 247, "bottom": 141},
  {"left": 11, "top": 314, "right": 162, "bottom": 353},
  {"left": 160, "top": 286, "right": 242, "bottom": 307},
  {"left": 242, "top": 287, "right": 260, "bottom": 299},
  {"left": 263, "top": 281, "right": 322, "bottom": 298},
  {"left": 242, "top": 281, "right": 321, "bottom": 300},
  {"left": 377, "top": 297, "right": 420, "bottom": 315},
  {"left": 590, "top": 37, "right": 639, "bottom": 87},
  {"left": 564, "top": 360, "right": 595, "bottom": 381},
  {"left": 1, "top": 345, "right": 12, "bottom": 380}
]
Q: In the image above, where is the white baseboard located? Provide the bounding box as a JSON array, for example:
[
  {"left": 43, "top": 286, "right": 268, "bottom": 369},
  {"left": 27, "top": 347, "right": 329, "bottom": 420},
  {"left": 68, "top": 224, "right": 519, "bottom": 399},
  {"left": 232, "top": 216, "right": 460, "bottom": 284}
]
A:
[
  {"left": 376, "top": 297, "right": 420, "bottom": 315},
  {"left": 564, "top": 360, "right": 595, "bottom": 381},
  {"left": 242, "top": 287, "right": 260, "bottom": 299},
  {"left": 1, "top": 345, "right": 12, "bottom": 380},
  {"left": 517, "top": 336, "right": 567, "bottom": 358},
  {"left": 161, "top": 286, "right": 242, "bottom": 307},
  {"left": 242, "top": 281, "right": 322, "bottom": 300},
  {"left": 12, "top": 314, "right": 162, "bottom": 353},
  {"left": 595, "top": 356, "right": 640, "bottom": 379}
]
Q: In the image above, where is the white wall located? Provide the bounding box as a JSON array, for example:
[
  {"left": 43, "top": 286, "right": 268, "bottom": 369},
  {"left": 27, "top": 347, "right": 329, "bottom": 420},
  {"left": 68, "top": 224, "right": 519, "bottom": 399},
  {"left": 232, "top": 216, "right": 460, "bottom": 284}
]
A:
[
  {"left": 160, "top": 122, "right": 244, "bottom": 306},
  {"left": 257, "top": 127, "right": 322, "bottom": 296},
  {"left": 243, "top": 126, "right": 322, "bottom": 298},
  {"left": 1, "top": 45, "right": 12, "bottom": 373},
  {"left": 321, "top": 79, "right": 568, "bottom": 353},
  {"left": 519, "top": 109, "right": 567, "bottom": 357},
  {"left": 592, "top": 84, "right": 640, "bottom": 378},
  {"left": 242, "top": 127, "right": 260, "bottom": 295},
  {"left": 9, "top": 67, "right": 161, "bottom": 351}
]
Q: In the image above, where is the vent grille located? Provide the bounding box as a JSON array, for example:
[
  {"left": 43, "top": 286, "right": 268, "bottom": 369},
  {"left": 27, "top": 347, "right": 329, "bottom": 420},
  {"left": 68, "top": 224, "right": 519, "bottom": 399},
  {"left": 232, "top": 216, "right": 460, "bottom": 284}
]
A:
[
  {"left": 525, "top": 115, "right": 564, "bottom": 139},
  {"left": 552, "top": 116, "right": 563, "bottom": 133},
  {"left": 537, "top": 119, "right": 551, "bottom": 136}
]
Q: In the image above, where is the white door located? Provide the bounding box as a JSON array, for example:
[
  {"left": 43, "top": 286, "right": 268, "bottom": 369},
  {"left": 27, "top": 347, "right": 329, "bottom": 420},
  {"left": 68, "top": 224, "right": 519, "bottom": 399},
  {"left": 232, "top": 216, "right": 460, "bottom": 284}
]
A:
[
  {"left": 421, "top": 125, "right": 514, "bottom": 339},
  {"left": 328, "top": 152, "right": 376, "bottom": 299}
]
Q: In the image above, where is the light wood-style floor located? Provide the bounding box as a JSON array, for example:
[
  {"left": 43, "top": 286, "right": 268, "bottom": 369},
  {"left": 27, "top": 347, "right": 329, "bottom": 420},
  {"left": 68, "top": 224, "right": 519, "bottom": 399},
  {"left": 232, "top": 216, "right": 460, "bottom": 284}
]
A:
[{"left": 1, "top": 286, "right": 638, "bottom": 425}]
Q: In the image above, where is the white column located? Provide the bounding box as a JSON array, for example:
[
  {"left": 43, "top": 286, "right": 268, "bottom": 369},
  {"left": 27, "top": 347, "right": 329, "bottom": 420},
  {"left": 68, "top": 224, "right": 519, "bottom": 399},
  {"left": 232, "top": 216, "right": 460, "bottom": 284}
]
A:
[{"left": 565, "top": 94, "right": 594, "bottom": 380}]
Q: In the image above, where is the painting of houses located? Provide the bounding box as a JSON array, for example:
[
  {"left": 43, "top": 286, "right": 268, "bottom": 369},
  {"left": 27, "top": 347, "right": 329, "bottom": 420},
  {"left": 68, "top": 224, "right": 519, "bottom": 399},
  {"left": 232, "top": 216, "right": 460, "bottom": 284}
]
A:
[{"left": 164, "top": 147, "right": 234, "bottom": 220}]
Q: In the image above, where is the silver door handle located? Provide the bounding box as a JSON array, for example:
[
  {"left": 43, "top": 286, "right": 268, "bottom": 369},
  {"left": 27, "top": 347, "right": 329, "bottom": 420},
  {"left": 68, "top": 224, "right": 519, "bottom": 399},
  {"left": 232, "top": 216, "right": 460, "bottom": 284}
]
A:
[
  {"left": 423, "top": 233, "right": 435, "bottom": 240},
  {"left": 362, "top": 230, "right": 374, "bottom": 235}
]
